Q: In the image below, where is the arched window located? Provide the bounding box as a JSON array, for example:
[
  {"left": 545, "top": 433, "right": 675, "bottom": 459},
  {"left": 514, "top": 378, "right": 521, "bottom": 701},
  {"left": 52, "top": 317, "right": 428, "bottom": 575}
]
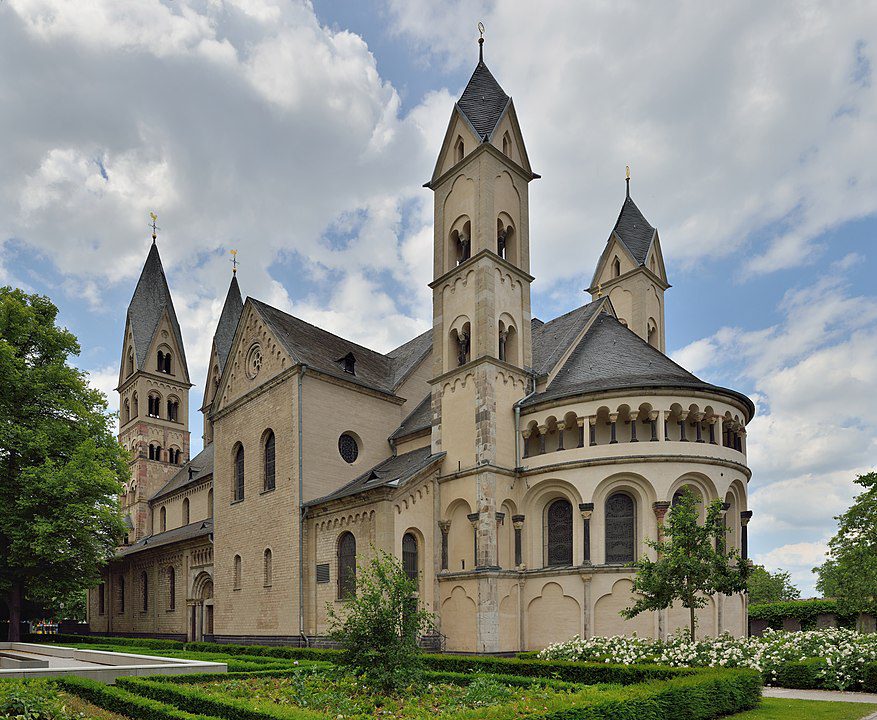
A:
[
  {"left": 182, "top": 497, "right": 190, "bottom": 525},
  {"left": 157, "top": 350, "right": 172, "bottom": 374},
  {"left": 612, "top": 256, "right": 621, "bottom": 278},
  {"left": 132, "top": 392, "right": 138, "bottom": 417},
  {"left": 207, "top": 489, "right": 214, "bottom": 518},
  {"left": 175, "top": 449, "right": 182, "bottom": 464},
  {"left": 167, "top": 398, "right": 179, "bottom": 422},
  {"left": 148, "top": 394, "right": 161, "bottom": 418},
  {"left": 650, "top": 255, "right": 657, "bottom": 273},
  {"left": 546, "top": 499, "right": 573, "bottom": 566},
  {"left": 159, "top": 505, "right": 166, "bottom": 532},
  {"left": 502, "top": 131, "right": 512, "bottom": 157},
  {"left": 264, "top": 431, "right": 276, "bottom": 491},
  {"left": 124, "top": 399, "right": 130, "bottom": 424},
  {"left": 167, "top": 567, "right": 176, "bottom": 610},
  {"left": 118, "top": 576, "right": 125, "bottom": 613},
  {"left": 234, "top": 444, "right": 245, "bottom": 501},
  {"left": 402, "top": 532, "right": 418, "bottom": 582},
  {"left": 337, "top": 532, "right": 356, "bottom": 599},
  {"left": 605, "top": 493, "right": 636, "bottom": 564},
  {"left": 141, "top": 571, "right": 148, "bottom": 612},
  {"left": 233, "top": 554, "right": 242, "bottom": 589},
  {"left": 263, "top": 548, "right": 273, "bottom": 587},
  {"left": 454, "top": 135, "right": 464, "bottom": 163},
  {"left": 647, "top": 319, "right": 658, "bottom": 348},
  {"left": 126, "top": 348, "right": 134, "bottom": 377}
]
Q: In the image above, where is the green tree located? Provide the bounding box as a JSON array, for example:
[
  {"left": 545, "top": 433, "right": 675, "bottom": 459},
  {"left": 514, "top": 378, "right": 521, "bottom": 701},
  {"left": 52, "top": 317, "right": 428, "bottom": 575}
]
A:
[
  {"left": 747, "top": 564, "right": 800, "bottom": 605},
  {"left": 327, "top": 550, "right": 434, "bottom": 693},
  {"left": 0, "top": 287, "right": 128, "bottom": 641},
  {"left": 622, "top": 488, "right": 750, "bottom": 641},
  {"left": 815, "top": 472, "right": 877, "bottom": 615}
]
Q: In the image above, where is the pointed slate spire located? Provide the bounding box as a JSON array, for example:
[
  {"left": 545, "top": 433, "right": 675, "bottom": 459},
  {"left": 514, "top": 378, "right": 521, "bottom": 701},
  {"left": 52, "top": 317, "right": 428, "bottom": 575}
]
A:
[
  {"left": 212, "top": 274, "right": 244, "bottom": 374},
  {"left": 610, "top": 176, "right": 656, "bottom": 266},
  {"left": 456, "top": 33, "right": 510, "bottom": 141},
  {"left": 127, "top": 242, "right": 189, "bottom": 377}
]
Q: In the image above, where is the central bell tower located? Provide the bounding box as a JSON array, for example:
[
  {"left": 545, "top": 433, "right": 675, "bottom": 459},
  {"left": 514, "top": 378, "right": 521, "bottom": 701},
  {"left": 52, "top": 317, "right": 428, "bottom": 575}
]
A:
[{"left": 428, "top": 36, "right": 538, "bottom": 652}]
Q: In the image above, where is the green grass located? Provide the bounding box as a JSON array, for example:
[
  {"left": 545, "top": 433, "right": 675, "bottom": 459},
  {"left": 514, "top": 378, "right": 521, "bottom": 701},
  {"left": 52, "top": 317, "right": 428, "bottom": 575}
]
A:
[{"left": 730, "top": 697, "right": 877, "bottom": 719}]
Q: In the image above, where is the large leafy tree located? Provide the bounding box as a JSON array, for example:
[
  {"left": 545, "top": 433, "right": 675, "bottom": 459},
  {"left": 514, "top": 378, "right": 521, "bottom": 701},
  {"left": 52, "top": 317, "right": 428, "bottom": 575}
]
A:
[
  {"left": 815, "top": 472, "right": 877, "bottom": 615},
  {"left": 622, "top": 488, "right": 750, "bottom": 641},
  {"left": 327, "top": 550, "right": 434, "bottom": 693},
  {"left": 747, "top": 564, "right": 800, "bottom": 605},
  {"left": 0, "top": 287, "right": 128, "bottom": 640}
]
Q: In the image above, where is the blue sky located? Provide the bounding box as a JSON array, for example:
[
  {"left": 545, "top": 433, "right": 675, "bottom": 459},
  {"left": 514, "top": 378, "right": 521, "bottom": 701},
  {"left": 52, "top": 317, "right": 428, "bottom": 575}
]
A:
[{"left": 2, "top": 0, "right": 877, "bottom": 595}]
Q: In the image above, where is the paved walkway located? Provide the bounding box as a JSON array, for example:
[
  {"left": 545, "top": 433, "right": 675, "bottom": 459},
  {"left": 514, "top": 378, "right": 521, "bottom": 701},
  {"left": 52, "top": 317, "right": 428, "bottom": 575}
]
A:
[{"left": 764, "top": 686, "right": 877, "bottom": 717}]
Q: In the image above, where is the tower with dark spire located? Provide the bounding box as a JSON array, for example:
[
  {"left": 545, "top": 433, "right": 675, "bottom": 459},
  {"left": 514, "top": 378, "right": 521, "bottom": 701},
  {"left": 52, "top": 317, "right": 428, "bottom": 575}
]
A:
[
  {"left": 201, "top": 270, "right": 244, "bottom": 445},
  {"left": 588, "top": 171, "right": 670, "bottom": 351},
  {"left": 426, "top": 28, "right": 538, "bottom": 652},
  {"left": 117, "top": 219, "right": 192, "bottom": 541}
]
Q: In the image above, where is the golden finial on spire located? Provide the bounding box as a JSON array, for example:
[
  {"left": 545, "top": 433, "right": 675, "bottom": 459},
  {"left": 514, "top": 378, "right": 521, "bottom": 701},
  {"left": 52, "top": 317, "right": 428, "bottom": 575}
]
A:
[
  {"left": 230, "top": 249, "right": 238, "bottom": 275},
  {"left": 478, "top": 21, "right": 485, "bottom": 62},
  {"left": 149, "top": 212, "right": 158, "bottom": 243}
]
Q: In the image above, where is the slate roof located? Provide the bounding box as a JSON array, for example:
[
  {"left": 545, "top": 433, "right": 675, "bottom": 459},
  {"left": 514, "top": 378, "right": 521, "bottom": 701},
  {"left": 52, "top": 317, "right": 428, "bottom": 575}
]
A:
[
  {"left": 530, "top": 299, "right": 606, "bottom": 377},
  {"left": 213, "top": 276, "right": 244, "bottom": 374},
  {"left": 457, "top": 59, "right": 510, "bottom": 140},
  {"left": 612, "top": 194, "right": 656, "bottom": 266},
  {"left": 251, "top": 299, "right": 430, "bottom": 396},
  {"left": 306, "top": 447, "right": 445, "bottom": 506},
  {"left": 390, "top": 394, "right": 432, "bottom": 440},
  {"left": 151, "top": 443, "right": 214, "bottom": 502},
  {"left": 127, "top": 243, "right": 188, "bottom": 376},
  {"left": 522, "top": 312, "right": 755, "bottom": 415},
  {"left": 117, "top": 519, "right": 212, "bottom": 558}
]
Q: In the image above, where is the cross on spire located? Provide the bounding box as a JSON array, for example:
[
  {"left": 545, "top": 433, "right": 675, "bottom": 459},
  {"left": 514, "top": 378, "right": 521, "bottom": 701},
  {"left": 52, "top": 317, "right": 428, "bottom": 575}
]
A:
[
  {"left": 230, "top": 249, "right": 239, "bottom": 275},
  {"left": 149, "top": 212, "right": 159, "bottom": 243}
]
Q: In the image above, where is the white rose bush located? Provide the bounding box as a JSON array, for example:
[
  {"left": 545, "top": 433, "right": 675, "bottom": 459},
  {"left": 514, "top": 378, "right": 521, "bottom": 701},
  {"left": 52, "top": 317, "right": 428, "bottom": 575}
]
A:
[{"left": 538, "top": 628, "right": 877, "bottom": 690}]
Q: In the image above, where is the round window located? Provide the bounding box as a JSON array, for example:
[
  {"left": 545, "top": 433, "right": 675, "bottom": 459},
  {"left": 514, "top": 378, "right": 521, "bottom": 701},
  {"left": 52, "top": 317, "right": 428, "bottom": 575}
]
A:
[
  {"left": 245, "top": 343, "right": 263, "bottom": 379},
  {"left": 338, "top": 433, "right": 359, "bottom": 464}
]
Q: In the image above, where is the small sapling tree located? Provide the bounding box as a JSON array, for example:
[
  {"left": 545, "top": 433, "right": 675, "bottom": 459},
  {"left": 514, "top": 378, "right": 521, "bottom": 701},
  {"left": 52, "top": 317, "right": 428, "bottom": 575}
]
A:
[
  {"left": 327, "top": 549, "right": 434, "bottom": 692},
  {"left": 622, "top": 488, "right": 750, "bottom": 641}
]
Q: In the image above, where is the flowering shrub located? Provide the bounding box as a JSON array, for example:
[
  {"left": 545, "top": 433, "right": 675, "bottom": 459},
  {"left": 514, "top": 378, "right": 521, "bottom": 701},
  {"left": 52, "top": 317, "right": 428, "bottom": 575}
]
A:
[{"left": 538, "top": 627, "right": 877, "bottom": 690}]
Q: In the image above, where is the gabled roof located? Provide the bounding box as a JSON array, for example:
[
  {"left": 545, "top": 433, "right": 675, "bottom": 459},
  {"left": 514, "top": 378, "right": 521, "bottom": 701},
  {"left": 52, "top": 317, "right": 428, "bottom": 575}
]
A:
[
  {"left": 150, "top": 443, "right": 214, "bottom": 502},
  {"left": 611, "top": 193, "right": 656, "bottom": 266},
  {"left": 127, "top": 242, "right": 188, "bottom": 377},
  {"left": 530, "top": 299, "right": 607, "bottom": 377},
  {"left": 457, "top": 59, "right": 510, "bottom": 140},
  {"left": 213, "top": 276, "right": 243, "bottom": 374},
  {"left": 522, "top": 312, "right": 755, "bottom": 416},
  {"left": 251, "top": 299, "right": 430, "bottom": 397},
  {"left": 390, "top": 394, "right": 432, "bottom": 440},
  {"left": 305, "top": 447, "right": 445, "bottom": 507},
  {"left": 117, "top": 519, "right": 212, "bottom": 558}
]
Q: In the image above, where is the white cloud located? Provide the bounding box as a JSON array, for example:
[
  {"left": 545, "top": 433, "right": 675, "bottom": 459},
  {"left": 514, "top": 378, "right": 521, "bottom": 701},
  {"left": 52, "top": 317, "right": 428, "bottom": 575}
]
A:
[{"left": 754, "top": 540, "right": 830, "bottom": 597}]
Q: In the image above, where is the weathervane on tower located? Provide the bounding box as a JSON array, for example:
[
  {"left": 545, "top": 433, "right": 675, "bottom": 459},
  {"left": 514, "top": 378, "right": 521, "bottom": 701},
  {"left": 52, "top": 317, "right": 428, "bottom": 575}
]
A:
[
  {"left": 150, "top": 212, "right": 159, "bottom": 243},
  {"left": 478, "top": 21, "right": 485, "bottom": 62},
  {"left": 230, "top": 249, "right": 239, "bottom": 275}
]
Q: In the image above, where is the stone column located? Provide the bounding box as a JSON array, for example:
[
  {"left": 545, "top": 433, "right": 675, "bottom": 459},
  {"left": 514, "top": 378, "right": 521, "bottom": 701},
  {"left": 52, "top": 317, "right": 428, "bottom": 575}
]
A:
[
  {"left": 537, "top": 425, "right": 547, "bottom": 455},
  {"left": 609, "top": 413, "right": 619, "bottom": 444},
  {"left": 589, "top": 416, "right": 597, "bottom": 446},
  {"left": 577, "top": 417, "right": 585, "bottom": 448},
  {"left": 512, "top": 515, "right": 525, "bottom": 567},
  {"left": 663, "top": 410, "right": 672, "bottom": 441},
  {"left": 678, "top": 411, "right": 689, "bottom": 441},
  {"left": 438, "top": 520, "right": 451, "bottom": 571},
  {"left": 579, "top": 503, "right": 594, "bottom": 565},
  {"left": 556, "top": 421, "right": 566, "bottom": 451},
  {"left": 629, "top": 414, "right": 639, "bottom": 442},
  {"left": 649, "top": 410, "right": 659, "bottom": 441},
  {"left": 653, "top": 502, "right": 671, "bottom": 545},
  {"left": 580, "top": 575, "right": 593, "bottom": 639},
  {"left": 521, "top": 429, "right": 531, "bottom": 459},
  {"left": 707, "top": 416, "right": 718, "bottom": 445},
  {"left": 467, "top": 513, "right": 480, "bottom": 567},
  {"left": 740, "top": 511, "right": 753, "bottom": 560},
  {"left": 692, "top": 412, "right": 705, "bottom": 443}
]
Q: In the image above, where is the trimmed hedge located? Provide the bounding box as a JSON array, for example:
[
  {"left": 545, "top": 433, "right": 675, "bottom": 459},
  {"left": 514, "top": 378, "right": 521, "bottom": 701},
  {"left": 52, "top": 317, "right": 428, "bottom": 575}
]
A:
[
  {"left": 767, "top": 658, "right": 830, "bottom": 689},
  {"left": 30, "top": 633, "right": 186, "bottom": 650},
  {"left": 863, "top": 662, "right": 877, "bottom": 693},
  {"left": 57, "top": 676, "right": 216, "bottom": 720},
  {"left": 116, "top": 666, "right": 760, "bottom": 720},
  {"left": 184, "top": 642, "right": 339, "bottom": 663},
  {"left": 748, "top": 600, "right": 859, "bottom": 629}
]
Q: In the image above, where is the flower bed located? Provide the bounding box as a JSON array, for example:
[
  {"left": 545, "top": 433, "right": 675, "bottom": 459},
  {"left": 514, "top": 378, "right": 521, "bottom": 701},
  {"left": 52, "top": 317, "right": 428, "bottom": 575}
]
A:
[{"left": 537, "top": 628, "right": 877, "bottom": 690}]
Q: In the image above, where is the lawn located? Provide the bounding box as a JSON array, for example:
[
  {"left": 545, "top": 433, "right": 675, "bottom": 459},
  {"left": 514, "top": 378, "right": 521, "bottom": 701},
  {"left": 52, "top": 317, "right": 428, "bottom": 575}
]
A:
[{"left": 732, "top": 698, "right": 877, "bottom": 719}]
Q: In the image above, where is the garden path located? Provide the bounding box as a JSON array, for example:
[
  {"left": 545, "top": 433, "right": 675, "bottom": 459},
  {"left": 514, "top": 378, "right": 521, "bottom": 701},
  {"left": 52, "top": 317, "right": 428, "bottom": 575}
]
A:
[{"left": 764, "top": 687, "right": 877, "bottom": 713}]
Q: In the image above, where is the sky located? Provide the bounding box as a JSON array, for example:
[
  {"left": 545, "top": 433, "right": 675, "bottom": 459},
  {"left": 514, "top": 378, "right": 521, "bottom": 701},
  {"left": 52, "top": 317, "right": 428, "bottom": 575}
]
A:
[{"left": 2, "top": 0, "right": 877, "bottom": 596}]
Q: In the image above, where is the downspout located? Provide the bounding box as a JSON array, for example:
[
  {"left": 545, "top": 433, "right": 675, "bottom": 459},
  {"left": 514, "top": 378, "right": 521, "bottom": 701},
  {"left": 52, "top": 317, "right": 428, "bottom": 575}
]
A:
[
  {"left": 297, "top": 365, "right": 309, "bottom": 647},
  {"left": 513, "top": 371, "right": 538, "bottom": 469}
]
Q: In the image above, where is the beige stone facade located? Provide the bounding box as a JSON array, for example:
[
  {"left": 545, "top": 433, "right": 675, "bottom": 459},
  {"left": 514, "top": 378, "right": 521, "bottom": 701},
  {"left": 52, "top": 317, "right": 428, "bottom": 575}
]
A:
[{"left": 89, "top": 48, "right": 753, "bottom": 650}]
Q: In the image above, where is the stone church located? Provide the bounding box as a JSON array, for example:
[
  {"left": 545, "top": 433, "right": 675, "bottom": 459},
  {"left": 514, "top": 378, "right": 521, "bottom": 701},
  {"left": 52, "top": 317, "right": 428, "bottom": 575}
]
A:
[{"left": 87, "top": 44, "right": 754, "bottom": 652}]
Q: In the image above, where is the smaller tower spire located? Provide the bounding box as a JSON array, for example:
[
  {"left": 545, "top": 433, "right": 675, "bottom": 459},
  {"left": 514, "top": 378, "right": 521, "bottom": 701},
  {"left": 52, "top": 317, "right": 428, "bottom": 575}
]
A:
[
  {"left": 478, "top": 21, "right": 485, "bottom": 64},
  {"left": 230, "top": 249, "right": 239, "bottom": 276},
  {"left": 150, "top": 211, "right": 159, "bottom": 244},
  {"left": 625, "top": 165, "right": 631, "bottom": 199}
]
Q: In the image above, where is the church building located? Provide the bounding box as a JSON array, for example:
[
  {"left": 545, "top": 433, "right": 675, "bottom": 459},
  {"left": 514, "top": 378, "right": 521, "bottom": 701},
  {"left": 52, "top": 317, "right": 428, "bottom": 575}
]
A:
[{"left": 87, "top": 41, "right": 754, "bottom": 652}]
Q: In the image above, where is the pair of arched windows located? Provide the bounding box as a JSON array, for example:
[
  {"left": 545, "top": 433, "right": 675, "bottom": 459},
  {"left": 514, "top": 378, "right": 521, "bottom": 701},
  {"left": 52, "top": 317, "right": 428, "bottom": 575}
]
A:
[
  {"left": 232, "top": 431, "right": 276, "bottom": 502},
  {"left": 157, "top": 350, "right": 172, "bottom": 374},
  {"left": 337, "top": 532, "right": 356, "bottom": 599},
  {"left": 231, "top": 550, "right": 272, "bottom": 590},
  {"left": 167, "top": 398, "right": 179, "bottom": 422},
  {"left": 149, "top": 443, "right": 162, "bottom": 461},
  {"left": 148, "top": 394, "right": 161, "bottom": 418},
  {"left": 543, "top": 493, "right": 636, "bottom": 567}
]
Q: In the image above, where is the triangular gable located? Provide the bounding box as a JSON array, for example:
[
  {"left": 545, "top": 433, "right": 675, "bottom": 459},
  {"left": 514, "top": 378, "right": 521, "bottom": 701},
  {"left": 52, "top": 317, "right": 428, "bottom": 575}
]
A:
[
  {"left": 489, "top": 99, "right": 532, "bottom": 176},
  {"left": 589, "top": 234, "right": 641, "bottom": 290},
  {"left": 430, "top": 106, "right": 483, "bottom": 183}
]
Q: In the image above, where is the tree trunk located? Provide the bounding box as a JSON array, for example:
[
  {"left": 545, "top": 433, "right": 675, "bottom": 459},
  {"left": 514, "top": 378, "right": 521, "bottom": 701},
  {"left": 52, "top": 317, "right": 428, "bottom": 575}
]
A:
[
  {"left": 7, "top": 580, "right": 22, "bottom": 642},
  {"left": 689, "top": 605, "right": 696, "bottom": 643}
]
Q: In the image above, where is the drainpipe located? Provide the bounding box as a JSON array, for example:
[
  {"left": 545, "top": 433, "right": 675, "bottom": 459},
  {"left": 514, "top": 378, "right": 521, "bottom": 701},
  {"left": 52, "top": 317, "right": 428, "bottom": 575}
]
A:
[
  {"left": 513, "top": 371, "right": 539, "bottom": 469},
  {"left": 297, "top": 365, "right": 309, "bottom": 647}
]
